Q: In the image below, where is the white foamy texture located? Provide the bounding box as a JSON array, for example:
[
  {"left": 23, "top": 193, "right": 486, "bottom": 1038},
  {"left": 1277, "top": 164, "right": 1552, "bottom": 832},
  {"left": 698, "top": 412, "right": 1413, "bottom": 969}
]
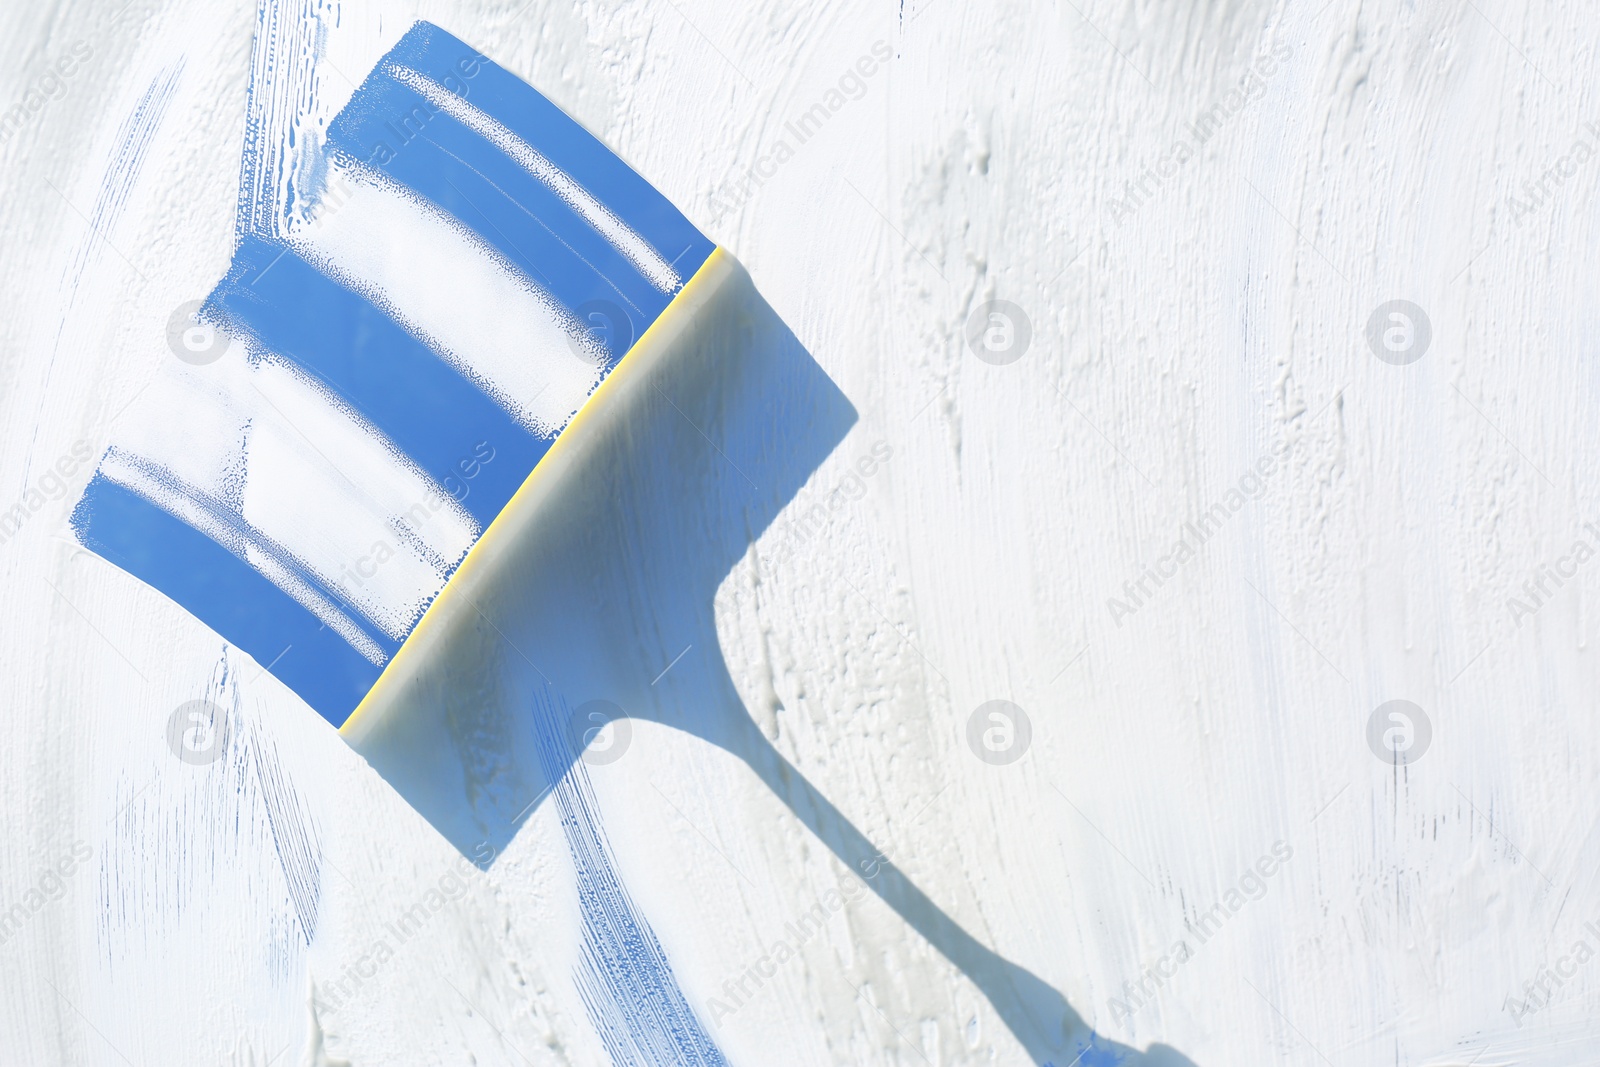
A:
[
  {"left": 387, "top": 63, "right": 682, "bottom": 293},
  {"left": 110, "top": 344, "right": 478, "bottom": 646},
  {"left": 28, "top": 4, "right": 1600, "bottom": 1066},
  {"left": 291, "top": 156, "right": 607, "bottom": 436},
  {"left": 238, "top": 358, "right": 477, "bottom": 638}
]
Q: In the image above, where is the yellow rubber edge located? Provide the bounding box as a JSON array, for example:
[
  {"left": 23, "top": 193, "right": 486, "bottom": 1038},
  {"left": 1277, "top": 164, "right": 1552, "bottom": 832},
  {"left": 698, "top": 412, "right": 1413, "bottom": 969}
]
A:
[{"left": 339, "top": 246, "right": 731, "bottom": 739}]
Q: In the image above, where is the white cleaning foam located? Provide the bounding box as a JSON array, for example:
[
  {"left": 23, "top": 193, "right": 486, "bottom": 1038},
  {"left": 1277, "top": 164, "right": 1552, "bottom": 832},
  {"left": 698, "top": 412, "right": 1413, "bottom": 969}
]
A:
[
  {"left": 110, "top": 338, "right": 478, "bottom": 643},
  {"left": 238, "top": 356, "right": 478, "bottom": 638},
  {"left": 291, "top": 156, "right": 607, "bottom": 436}
]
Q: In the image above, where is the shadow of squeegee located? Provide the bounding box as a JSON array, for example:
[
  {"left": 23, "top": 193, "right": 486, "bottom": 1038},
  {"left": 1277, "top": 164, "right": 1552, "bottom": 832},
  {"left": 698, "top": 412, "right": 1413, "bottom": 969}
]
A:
[
  {"left": 345, "top": 251, "right": 1196, "bottom": 1066},
  {"left": 62, "top": 19, "right": 1195, "bottom": 1063}
]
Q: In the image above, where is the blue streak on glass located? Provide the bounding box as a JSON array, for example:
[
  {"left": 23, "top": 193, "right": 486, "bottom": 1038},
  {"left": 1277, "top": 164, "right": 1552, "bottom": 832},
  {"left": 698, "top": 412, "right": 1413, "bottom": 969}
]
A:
[
  {"left": 532, "top": 686, "right": 728, "bottom": 1067},
  {"left": 384, "top": 22, "right": 714, "bottom": 287},
  {"left": 71, "top": 475, "right": 382, "bottom": 726},
  {"left": 70, "top": 18, "right": 720, "bottom": 732},
  {"left": 328, "top": 78, "right": 671, "bottom": 335},
  {"left": 206, "top": 235, "right": 543, "bottom": 529}
]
